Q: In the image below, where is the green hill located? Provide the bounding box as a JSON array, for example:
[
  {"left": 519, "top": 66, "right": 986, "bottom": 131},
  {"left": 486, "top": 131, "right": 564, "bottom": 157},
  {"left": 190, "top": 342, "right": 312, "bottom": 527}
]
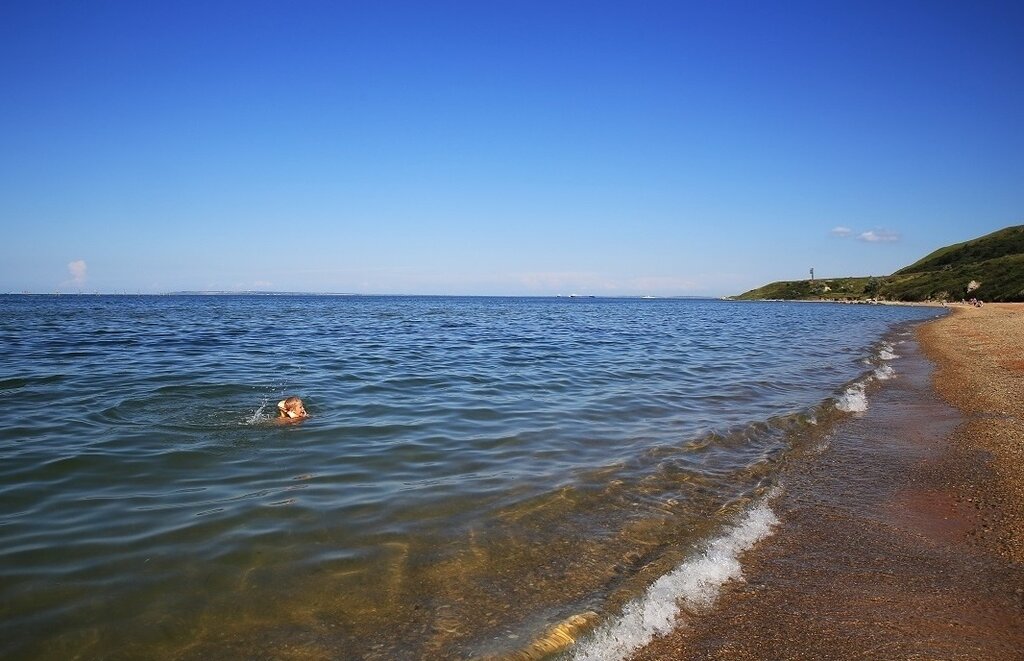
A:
[
  {"left": 895, "top": 225, "right": 1024, "bottom": 275},
  {"left": 734, "top": 225, "right": 1024, "bottom": 302},
  {"left": 736, "top": 277, "right": 876, "bottom": 301}
]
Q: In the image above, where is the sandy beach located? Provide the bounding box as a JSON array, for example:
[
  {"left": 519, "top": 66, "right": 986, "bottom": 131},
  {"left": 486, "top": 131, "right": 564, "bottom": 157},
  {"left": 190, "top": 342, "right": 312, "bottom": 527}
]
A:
[
  {"left": 919, "top": 303, "right": 1024, "bottom": 563},
  {"left": 629, "top": 303, "right": 1024, "bottom": 660}
]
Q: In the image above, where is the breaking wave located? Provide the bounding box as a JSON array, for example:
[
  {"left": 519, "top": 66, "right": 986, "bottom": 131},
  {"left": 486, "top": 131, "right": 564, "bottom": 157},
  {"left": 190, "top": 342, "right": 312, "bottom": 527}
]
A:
[
  {"left": 836, "top": 382, "right": 869, "bottom": 413},
  {"left": 874, "top": 364, "right": 895, "bottom": 380},
  {"left": 570, "top": 494, "right": 780, "bottom": 661},
  {"left": 878, "top": 342, "right": 900, "bottom": 361}
]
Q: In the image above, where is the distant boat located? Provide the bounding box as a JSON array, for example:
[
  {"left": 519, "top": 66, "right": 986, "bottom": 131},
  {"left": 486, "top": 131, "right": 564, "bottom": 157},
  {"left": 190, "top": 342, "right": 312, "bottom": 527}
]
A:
[{"left": 641, "top": 296, "right": 657, "bottom": 299}]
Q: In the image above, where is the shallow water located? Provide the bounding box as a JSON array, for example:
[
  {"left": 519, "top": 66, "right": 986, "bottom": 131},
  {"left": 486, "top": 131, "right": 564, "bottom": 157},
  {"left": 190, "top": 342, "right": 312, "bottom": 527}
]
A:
[
  {"left": 0, "top": 295, "right": 941, "bottom": 659},
  {"left": 629, "top": 331, "right": 1024, "bottom": 661}
]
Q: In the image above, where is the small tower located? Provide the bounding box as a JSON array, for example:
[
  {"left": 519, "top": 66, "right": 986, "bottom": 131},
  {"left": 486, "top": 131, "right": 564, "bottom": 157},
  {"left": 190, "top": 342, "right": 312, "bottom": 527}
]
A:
[{"left": 809, "top": 267, "right": 815, "bottom": 282}]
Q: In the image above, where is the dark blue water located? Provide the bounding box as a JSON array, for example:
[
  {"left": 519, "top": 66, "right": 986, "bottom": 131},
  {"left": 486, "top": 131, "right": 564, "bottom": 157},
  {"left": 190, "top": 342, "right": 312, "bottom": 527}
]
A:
[{"left": 0, "top": 295, "right": 942, "bottom": 659}]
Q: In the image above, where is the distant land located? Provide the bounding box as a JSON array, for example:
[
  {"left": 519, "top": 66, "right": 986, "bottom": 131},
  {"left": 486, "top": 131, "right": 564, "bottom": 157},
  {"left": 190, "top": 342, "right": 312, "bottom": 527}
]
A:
[
  {"left": 4, "top": 291, "right": 363, "bottom": 297},
  {"left": 733, "top": 225, "right": 1024, "bottom": 303},
  {"left": 164, "top": 291, "right": 361, "bottom": 296}
]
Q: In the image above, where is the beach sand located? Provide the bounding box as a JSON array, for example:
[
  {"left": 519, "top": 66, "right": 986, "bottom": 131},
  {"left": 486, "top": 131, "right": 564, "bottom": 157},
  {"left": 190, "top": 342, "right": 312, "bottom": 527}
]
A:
[
  {"left": 919, "top": 303, "right": 1024, "bottom": 563},
  {"left": 628, "top": 303, "right": 1024, "bottom": 660}
]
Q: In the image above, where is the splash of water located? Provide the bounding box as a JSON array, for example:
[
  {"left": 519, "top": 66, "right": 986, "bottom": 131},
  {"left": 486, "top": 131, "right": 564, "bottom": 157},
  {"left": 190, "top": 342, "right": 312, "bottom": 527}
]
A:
[{"left": 246, "top": 398, "right": 272, "bottom": 425}]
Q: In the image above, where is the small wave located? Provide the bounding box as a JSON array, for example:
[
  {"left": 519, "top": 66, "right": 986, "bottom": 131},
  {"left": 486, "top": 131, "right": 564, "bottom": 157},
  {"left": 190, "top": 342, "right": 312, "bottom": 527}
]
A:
[
  {"left": 570, "top": 495, "right": 780, "bottom": 661},
  {"left": 874, "top": 364, "right": 895, "bottom": 380},
  {"left": 836, "top": 382, "right": 868, "bottom": 413},
  {"left": 878, "top": 343, "right": 900, "bottom": 361},
  {"left": 0, "top": 374, "right": 65, "bottom": 394}
]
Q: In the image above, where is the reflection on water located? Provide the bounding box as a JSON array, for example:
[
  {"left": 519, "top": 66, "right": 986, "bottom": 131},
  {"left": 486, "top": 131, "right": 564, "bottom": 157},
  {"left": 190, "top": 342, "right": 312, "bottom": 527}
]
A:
[{"left": 0, "top": 296, "right": 940, "bottom": 659}]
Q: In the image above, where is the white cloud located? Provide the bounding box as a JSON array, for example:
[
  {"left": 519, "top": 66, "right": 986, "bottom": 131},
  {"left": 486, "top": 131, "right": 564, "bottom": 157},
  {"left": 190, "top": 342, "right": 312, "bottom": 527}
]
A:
[
  {"left": 67, "top": 260, "right": 87, "bottom": 286},
  {"left": 858, "top": 229, "right": 900, "bottom": 243},
  {"left": 830, "top": 226, "right": 852, "bottom": 237}
]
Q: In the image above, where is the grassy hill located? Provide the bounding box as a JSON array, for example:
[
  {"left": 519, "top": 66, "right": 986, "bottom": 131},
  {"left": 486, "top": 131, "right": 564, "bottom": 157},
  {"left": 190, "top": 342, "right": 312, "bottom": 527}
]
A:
[
  {"left": 894, "top": 225, "right": 1024, "bottom": 275},
  {"left": 734, "top": 225, "right": 1024, "bottom": 302},
  {"left": 735, "top": 277, "right": 876, "bottom": 301}
]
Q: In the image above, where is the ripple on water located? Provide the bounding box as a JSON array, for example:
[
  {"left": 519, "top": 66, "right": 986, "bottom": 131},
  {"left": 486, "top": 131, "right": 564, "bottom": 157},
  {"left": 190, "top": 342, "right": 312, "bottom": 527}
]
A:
[{"left": 0, "top": 295, "right": 942, "bottom": 659}]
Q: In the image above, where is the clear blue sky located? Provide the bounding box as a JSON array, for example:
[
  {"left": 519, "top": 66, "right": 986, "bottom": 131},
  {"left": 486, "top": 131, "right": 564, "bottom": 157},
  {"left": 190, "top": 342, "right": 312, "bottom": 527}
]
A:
[{"left": 1, "top": 1, "right": 1021, "bottom": 295}]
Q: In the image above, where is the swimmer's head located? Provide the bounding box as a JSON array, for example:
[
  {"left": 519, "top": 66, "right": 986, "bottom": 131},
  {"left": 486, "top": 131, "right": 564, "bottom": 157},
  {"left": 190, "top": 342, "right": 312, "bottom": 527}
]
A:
[{"left": 277, "top": 396, "right": 308, "bottom": 420}]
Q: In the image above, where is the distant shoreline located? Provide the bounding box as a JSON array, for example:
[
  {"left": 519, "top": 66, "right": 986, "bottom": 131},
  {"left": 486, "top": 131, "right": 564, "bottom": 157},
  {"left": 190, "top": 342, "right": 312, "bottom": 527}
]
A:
[
  {"left": 728, "top": 296, "right": 949, "bottom": 307},
  {"left": 0, "top": 291, "right": 363, "bottom": 297}
]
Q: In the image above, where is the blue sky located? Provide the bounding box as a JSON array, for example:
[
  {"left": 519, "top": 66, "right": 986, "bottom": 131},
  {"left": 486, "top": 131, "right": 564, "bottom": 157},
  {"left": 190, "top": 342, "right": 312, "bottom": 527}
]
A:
[{"left": 1, "top": 1, "right": 1021, "bottom": 295}]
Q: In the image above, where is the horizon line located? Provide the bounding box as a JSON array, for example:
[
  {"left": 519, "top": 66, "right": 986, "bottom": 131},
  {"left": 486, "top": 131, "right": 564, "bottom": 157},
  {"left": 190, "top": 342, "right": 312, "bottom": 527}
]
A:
[{"left": 1, "top": 290, "right": 722, "bottom": 299}]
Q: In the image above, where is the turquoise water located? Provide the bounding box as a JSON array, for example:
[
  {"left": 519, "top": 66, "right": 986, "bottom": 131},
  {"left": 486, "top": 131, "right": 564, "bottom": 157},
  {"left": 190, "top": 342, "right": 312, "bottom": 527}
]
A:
[{"left": 0, "top": 295, "right": 941, "bottom": 659}]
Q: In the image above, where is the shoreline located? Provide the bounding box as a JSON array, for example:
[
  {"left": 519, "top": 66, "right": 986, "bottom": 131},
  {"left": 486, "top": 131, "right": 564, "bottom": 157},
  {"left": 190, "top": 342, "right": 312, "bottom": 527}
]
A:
[
  {"left": 627, "top": 303, "right": 1024, "bottom": 659},
  {"left": 729, "top": 297, "right": 949, "bottom": 307}
]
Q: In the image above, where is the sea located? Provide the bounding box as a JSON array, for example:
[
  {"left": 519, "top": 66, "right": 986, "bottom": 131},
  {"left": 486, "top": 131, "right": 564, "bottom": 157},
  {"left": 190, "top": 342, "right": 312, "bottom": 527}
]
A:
[{"left": 0, "top": 295, "right": 944, "bottom": 660}]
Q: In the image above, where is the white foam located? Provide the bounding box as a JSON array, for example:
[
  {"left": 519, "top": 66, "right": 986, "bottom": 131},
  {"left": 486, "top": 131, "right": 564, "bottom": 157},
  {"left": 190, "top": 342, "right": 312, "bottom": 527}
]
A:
[
  {"left": 836, "top": 382, "right": 868, "bottom": 413},
  {"left": 878, "top": 342, "right": 899, "bottom": 361},
  {"left": 570, "top": 499, "right": 780, "bottom": 661},
  {"left": 873, "top": 364, "right": 895, "bottom": 380}
]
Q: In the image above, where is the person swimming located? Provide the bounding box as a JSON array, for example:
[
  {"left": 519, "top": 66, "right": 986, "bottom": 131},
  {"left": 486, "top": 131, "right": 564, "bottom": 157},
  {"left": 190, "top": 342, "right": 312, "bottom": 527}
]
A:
[{"left": 277, "top": 396, "right": 308, "bottom": 420}]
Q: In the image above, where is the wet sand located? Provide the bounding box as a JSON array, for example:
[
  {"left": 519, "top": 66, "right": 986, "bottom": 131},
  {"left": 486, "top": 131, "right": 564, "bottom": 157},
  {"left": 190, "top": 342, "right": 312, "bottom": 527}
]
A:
[{"left": 629, "top": 304, "right": 1024, "bottom": 660}]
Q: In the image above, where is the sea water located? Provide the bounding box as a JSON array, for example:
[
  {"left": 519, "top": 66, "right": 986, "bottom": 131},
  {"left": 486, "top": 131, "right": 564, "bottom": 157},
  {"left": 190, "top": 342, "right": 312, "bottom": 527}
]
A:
[{"left": 0, "top": 295, "right": 941, "bottom": 659}]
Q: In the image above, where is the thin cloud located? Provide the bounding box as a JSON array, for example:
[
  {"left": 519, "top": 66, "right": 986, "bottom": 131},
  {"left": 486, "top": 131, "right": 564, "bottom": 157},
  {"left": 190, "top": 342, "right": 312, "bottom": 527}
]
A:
[
  {"left": 512, "top": 271, "right": 731, "bottom": 296},
  {"left": 67, "top": 260, "right": 87, "bottom": 286},
  {"left": 830, "top": 226, "right": 853, "bottom": 237},
  {"left": 858, "top": 229, "right": 900, "bottom": 243},
  {"left": 514, "top": 271, "right": 615, "bottom": 292},
  {"left": 626, "top": 276, "right": 701, "bottom": 292}
]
